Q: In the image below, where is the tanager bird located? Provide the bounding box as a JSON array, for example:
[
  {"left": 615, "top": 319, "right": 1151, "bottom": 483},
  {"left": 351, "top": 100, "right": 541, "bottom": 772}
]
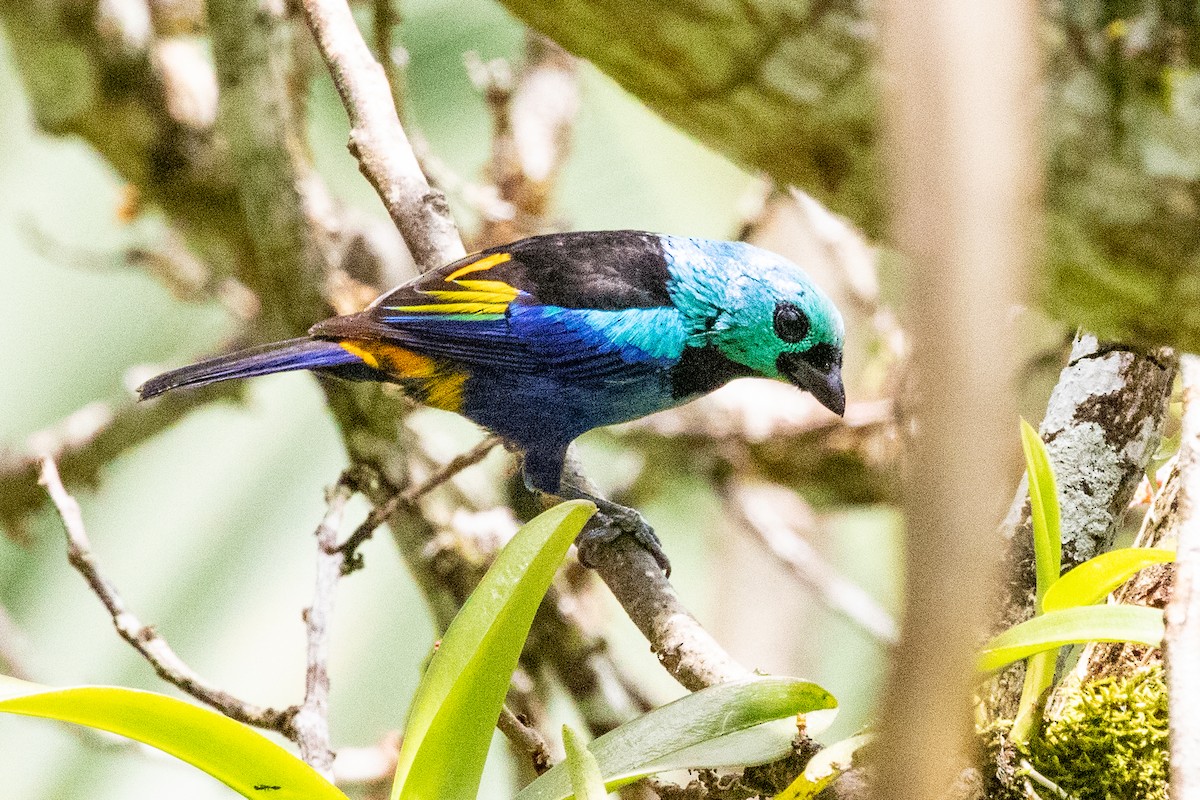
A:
[{"left": 139, "top": 231, "right": 846, "bottom": 573}]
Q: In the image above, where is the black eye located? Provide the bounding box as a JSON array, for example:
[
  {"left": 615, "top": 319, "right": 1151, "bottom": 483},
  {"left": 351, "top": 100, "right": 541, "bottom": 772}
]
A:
[{"left": 773, "top": 302, "right": 810, "bottom": 343}]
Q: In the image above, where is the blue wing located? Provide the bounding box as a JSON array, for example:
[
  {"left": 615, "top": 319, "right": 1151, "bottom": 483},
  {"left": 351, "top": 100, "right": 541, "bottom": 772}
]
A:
[
  {"left": 310, "top": 244, "right": 693, "bottom": 383},
  {"left": 315, "top": 301, "right": 689, "bottom": 382}
]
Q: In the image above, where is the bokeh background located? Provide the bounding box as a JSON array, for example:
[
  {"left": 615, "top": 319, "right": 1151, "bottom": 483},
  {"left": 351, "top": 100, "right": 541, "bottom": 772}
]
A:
[{"left": 0, "top": 2, "right": 903, "bottom": 796}]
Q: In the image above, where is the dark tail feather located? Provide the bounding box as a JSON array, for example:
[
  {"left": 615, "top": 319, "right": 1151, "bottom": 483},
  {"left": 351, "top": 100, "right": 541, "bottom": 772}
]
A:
[{"left": 137, "top": 337, "right": 362, "bottom": 400}]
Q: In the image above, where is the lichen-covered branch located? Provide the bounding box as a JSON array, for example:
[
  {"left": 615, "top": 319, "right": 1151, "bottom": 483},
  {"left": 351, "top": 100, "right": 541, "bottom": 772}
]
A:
[{"left": 986, "top": 335, "right": 1176, "bottom": 726}]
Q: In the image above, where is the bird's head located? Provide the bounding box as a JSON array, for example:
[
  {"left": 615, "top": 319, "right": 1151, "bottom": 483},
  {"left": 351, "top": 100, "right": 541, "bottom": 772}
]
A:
[{"left": 667, "top": 238, "right": 847, "bottom": 416}]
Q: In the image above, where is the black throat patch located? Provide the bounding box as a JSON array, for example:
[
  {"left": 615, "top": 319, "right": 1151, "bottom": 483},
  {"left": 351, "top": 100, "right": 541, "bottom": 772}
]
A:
[{"left": 670, "top": 345, "right": 755, "bottom": 400}]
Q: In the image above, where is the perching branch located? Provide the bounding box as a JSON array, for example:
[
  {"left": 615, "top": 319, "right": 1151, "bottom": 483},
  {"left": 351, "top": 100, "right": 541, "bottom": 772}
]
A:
[
  {"left": 589, "top": 535, "right": 749, "bottom": 692},
  {"left": 1167, "top": 354, "right": 1200, "bottom": 799}
]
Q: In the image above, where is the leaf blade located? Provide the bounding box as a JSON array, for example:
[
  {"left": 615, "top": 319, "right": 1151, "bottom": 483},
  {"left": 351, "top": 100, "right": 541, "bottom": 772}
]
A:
[
  {"left": 1020, "top": 418, "right": 1062, "bottom": 608},
  {"left": 517, "top": 677, "right": 837, "bottom": 800},
  {"left": 563, "top": 725, "right": 608, "bottom": 800},
  {"left": 0, "top": 678, "right": 347, "bottom": 800},
  {"left": 1041, "top": 548, "right": 1176, "bottom": 612},
  {"left": 392, "top": 500, "right": 595, "bottom": 800},
  {"left": 977, "top": 605, "right": 1165, "bottom": 673}
]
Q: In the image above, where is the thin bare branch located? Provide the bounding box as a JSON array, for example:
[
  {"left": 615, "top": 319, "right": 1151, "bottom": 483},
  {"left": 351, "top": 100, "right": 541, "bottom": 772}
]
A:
[
  {"left": 1167, "top": 353, "right": 1200, "bottom": 799},
  {"left": 339, "top": 435, "right": 502, "bottom": 569},
  {"left": 38, "top": 457, "right": 294, "bottom": 732},
  {"left": 1, "top": 383, "right": 243, "bottom": 536},
  {"left": 293, "top": 476, "right": 355, "bottom": 775},
  {"left": 299, "top": 0, "right": 464, "bottom": 271}
]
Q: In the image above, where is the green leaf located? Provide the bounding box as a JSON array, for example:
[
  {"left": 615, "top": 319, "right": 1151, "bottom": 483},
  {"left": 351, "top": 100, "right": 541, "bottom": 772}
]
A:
[
  {"left": 563, "top": 725, "right": 608, "bottom": 800},
  {"left": 0, "top": 677, "right": 347, "bottom": 800},
  {"left": 1009, "top": 649, "right": 1056, "bottom": 744},
  {"left": 1021, "top": 418, "right": 1062, "bottom": 608},
  {"left": 978, "top": 605, "right": 1165, "bottom": 673},
  {"left": 391, "top": 500, "right": 595, "bottom": 800},
  {"left": 517, "top": 677, "right": 837, "bottom": 800},
  {"left": 1042, "top": 548, "right": 1176, "bottom": 612},
  {"left": 773, "top": 733, "right": 871, "bottom": 800}
]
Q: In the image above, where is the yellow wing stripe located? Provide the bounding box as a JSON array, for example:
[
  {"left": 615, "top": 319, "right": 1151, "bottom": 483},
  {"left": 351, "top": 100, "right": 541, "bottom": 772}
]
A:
[
  {"left": 417, "top": 289, "right": 520, "bottom": 304},
  {"left": 443, "top": 251, "right": 511, "bottom": 282},
  {"left": 389, "top": 301, "right": 511, "bottom": 314},
  {"left": 452, "top": 279, "right": 522, "bottom": 295}
]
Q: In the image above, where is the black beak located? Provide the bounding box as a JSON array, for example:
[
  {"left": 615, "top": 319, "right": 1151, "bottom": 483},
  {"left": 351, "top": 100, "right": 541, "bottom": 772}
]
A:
[{"left": 778, "top": 345, "right": 846, "bottom": 417}]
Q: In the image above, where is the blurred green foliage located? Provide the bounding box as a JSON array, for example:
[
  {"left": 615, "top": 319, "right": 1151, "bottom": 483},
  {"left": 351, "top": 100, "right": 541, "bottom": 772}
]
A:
[{"left": 497, "top": 0, "right": 1200, "bottom": 353}]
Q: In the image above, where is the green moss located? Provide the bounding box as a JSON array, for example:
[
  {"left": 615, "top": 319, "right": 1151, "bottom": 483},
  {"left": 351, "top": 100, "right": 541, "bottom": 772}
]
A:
[{"left": 1023, "top": 665, "right": 1168, "bottom": 800}]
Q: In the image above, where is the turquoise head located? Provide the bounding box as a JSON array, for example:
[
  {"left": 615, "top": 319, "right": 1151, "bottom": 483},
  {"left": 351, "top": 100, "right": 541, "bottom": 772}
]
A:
[{"left": 663, "top": 237, "right": 846, "bottom": 415}]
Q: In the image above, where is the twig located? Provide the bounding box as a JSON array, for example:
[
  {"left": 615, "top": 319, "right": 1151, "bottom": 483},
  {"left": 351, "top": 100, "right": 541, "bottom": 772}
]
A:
[
  {"left": 724, "top": 480, "right": 898, "bottom": 644},
  {"left": 293, "top": 476, "right": 355, "bottom": 775},
  {"left": 498, "top": 705, "right": 552, "bottom": 774},
  {"left": 299, "top": 0, "right": 464, "bottom": 271},
  {"left": 338, "top": 435, "right": 502, "bottom": 570},
  {"left": 38, "top": 457, "right": 294, "bottom": 732},
  {"left": 1167, "top": 353, "right": 1200, "bottom": 799}
]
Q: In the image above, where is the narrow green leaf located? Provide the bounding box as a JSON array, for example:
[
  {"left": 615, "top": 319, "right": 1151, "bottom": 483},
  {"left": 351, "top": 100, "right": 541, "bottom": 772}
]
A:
[
  {"left": 563, "top": 725, "right": 608, "bottom": 800},
  {"left": 1010, "top": 650, "right": 1056, "bottom": 744},
  {"left": 1042, "top": 548, "right": 1176, "bottom": 612},
  {"left": 1020, "top": 418, "right": 1062, "bottom": 607},
  {"left": 773, "top": 733, "right": 871, "bottom": 800},
  {"left": 978, "top": 605, "right": 1164, "bottom": 673},
  {"left": 517, "top": 677, "right": 837, "bottom": 800},
  {"left": 0, "top": 677, "right": 346, "bottom": 800},
  {"left": 392, "top": 500, "right": 595, "bottom": 800}
]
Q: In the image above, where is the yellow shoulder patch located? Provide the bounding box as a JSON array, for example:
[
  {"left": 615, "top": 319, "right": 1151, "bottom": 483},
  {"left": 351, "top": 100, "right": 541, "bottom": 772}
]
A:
[
  {"left": 444, "top": 251, "right": 511, "bottom": 282},
  {"left": 390, "top": 251, "right": 520, "bottom": 315}
]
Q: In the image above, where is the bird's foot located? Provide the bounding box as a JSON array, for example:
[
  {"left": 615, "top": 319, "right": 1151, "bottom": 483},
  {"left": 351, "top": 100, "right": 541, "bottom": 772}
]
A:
[{"left": 574, "top": 503, "right": 671, "bottom": 576}]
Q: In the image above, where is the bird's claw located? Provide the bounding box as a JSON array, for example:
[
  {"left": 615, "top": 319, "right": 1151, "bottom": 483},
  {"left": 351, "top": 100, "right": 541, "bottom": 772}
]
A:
[{"left": 575, "top": 508, "right": 671, "bottom": 576}]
